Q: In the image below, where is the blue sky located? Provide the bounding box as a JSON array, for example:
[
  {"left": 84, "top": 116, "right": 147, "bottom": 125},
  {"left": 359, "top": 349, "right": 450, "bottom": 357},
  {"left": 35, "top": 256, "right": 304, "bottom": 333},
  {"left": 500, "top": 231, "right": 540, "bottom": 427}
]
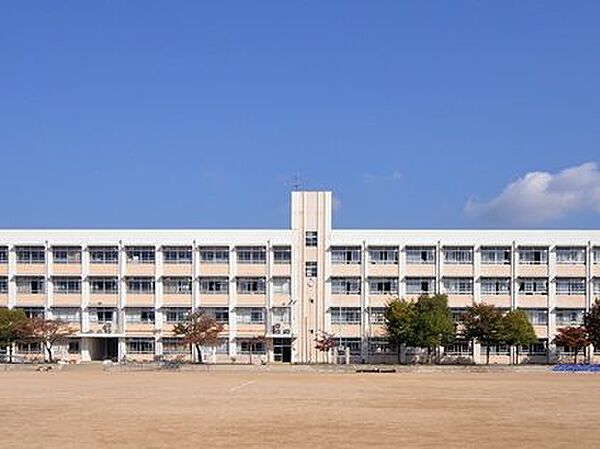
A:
[{"left": 1, "top": 2, "right": 599, "bottom": 229}]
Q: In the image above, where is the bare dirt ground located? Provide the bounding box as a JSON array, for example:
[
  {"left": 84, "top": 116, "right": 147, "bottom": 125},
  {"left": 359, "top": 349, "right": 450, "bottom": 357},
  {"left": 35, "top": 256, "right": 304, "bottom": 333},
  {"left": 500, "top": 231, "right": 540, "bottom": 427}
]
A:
[{"left": 1, "top": 366, "right": 599, "bottom": 449}]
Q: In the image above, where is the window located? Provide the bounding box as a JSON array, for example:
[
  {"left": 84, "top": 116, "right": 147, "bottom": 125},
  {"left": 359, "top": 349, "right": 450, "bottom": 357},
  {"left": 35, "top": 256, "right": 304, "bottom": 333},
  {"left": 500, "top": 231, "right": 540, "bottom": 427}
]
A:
[
  {"left": 52, "top": 246, "right": 81, "bottom": 264},
  {"left": 556, "top": 247, "right": 586, "bottom": 265},
  {"left": 163, "top": 246, "right": 192, "bottom": 264},
  {"left": 0, "top": 247, "right": 7, "bottom": 263},
  {"left": 16, "top": 246, "right": 45, "bottom": 264},
  {"left": 595, "top": 279, "right": 600, "bottom": 295},
  {"left": 369, "top": 307, "right": 385, "bottom": 324},
  {"left": 125, "top": 246, "right": 155, "bottom": 264},
  {"left": 518, "top": 247, "right": 548, "bottom": 265},
  {"left": 444, "top": 247, "right": 473, "bottom": 264},
  {"left": 445, "top": 340, "right": 472, "bottom": 356},
  {"left": 126, "top": 338, "right": 155, "bottom": 354},
  {"left": 163, "top": 277, "right": 192, "bottom": 294},
  {"left": 443, "top": 278, "right": 473, "bottom": 295},
  {"left": 369, "top": 278, "right": 399, "bottom": 295},
  {"left": 199, "top": 277, "right": 229, "bottom": 294},
  {"left": 305, "top": 261, "right": 317, "bottom": 277},
  {"left": 334, "top": 337, "right": 361, "bottom": 355},
  {"left": 236, "top": 307, "right": 265, "bottom": 324},
  {"left": 125, "top": 308, "right": 155, "bottom": 324},
  {"left": 16, "top": 277, "right": 45, "bottom": 294},
  {"left": 273, "top": 246, "right": 292, "bottom": 264},
  {"left": 305, "top": 231, "right": 318, "bottom": 247},
  {"left": 237, "top": 277, "right": 266, "bottom": 294},
  {"left": 89, "top": 308, "right": 115, "bottom": 324},
  {"left": 89, "top": 246, "right": 118, "bottom": 264},
  {"left": 90, "top": 277, "right": 118, "bottom": 294},
  {"left": 368, "top": 247, "right": 398, "bottom": 265},
  {"left": 480, "top": 247, "right": 511, "bottom": 265},
  {"left": 17, "top": 342, "right": 41, "bottom": 354},
  {"left": 272, "top": 277, "right": 291, "bottom": 295},
  {"left": 556, "top": 278, "right": 586, "bottom": 295},
  {"left": 331, "top": 277, "right": 361, "bottom": 295},
  {"left": 271, "top": 307, "right": 291, "bottom": 325},
  {"left": 480, "top": 343, "right": 509, "bottom": 355},
  {"left": 162, "top": 337, "right": 188, "bottom": 354},
  {"left": 201, "top": 307, "right": 229, "bottom": 324},
  {"left": 520, "top": 308, "right": 548, "bottom": 325},
  {"left": 127, "top": 277, "right": 155, "bottom": 294},
  {"left": 594, "top": 247, "right": 600, "bottom": 264},
  {"left": 238, "top": 340, "right": 266, "bottom": 354},
  {"left": 331, "top": 307, "right": 361, "bottom": 324},
  {"left": 450, "top": 308, "right": 468, "bottom": 323},
  {"left": 236, "top": 246, "right": 266, "bottom": 264},
  {"left": 17, "top": 307, "right": 44, "bottom": 319},
  {"left": 406, "top": 247, "right": 435, "bottom": 264},
  {"left": 53, "top": 277, "right": 81, "bottom": 294},
  {"left": 481, "top": 278, "right": 511, "bottom": 295},
  {"left": 199, "top": 247, "right": 229, "bottom": 264},
  {"left": 518, "top": 278, "right": 548, "bottom": 295},
  {"left": 68, "top": 339, "right": 80, "bottom": 354},
  {"left": 52, "top": 308, "right": 80, "bottom": 323},
  {"left": 368, "top": 337, "right": 393, "bottom": 354},
  {"left": 0, "top": 277, "right": 7, "bottom": 294},
  {"left": 555, "top": 309, "right": 585, "bottom": 326},
  {"left": 405, "top": 277, "right": 435, "bottom": 295},
  {"left": 164, "top": 308, "right": 189, "bottom": 323},
  {"left": 521, "top": 339, "right": 547, "bottom": 356},
  {"left": 331, "top": 246, "right": 361, "bottom": 264}
]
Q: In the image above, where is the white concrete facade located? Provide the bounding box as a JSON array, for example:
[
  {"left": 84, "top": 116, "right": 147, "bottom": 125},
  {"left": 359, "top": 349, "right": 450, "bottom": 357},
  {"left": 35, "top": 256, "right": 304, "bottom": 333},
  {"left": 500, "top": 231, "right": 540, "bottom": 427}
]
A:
[{"left": 1, "top": 190, "right": 600, "bottom": 364}]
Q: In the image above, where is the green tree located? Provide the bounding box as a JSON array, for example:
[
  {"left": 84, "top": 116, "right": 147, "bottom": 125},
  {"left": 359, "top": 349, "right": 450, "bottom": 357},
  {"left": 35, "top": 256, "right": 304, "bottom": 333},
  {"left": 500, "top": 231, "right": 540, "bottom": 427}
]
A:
[
  {"left": 384, "top": 299, "right": 417, "bottom": 363},
  {"left": 553, "top": 326, "right": 590, "bottom": 364},
  {"left": 412, "top": 294, "right": 455, "bottom": 364},
  {"left": 0, "top": 309, "right": 28, "bottom": 363},
  {"left": 502, "top": 309, "right": 537, "bottom": 363},
  {"left": 173, "top": 311, "right": 224, "bottom": 363},
  {"left": 461, "top": 303, "right": 504, "bottom": 365},
  {"left": 583, "top": 299, "right": 600, "bottom": 351}
]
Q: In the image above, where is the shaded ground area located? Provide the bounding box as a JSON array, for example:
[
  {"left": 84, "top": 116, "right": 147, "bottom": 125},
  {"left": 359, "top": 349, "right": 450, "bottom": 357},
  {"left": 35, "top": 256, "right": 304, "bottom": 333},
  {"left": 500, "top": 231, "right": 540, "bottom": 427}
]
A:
[{"left": 1, "top": 366, "right": 599, "bottom": 448}]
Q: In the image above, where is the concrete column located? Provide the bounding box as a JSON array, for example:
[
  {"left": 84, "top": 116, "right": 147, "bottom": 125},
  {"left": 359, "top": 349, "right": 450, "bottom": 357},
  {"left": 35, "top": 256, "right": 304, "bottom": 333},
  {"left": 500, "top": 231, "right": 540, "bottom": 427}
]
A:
[
  {"left": 45, "top": 241, "right": 52, "bottom": 313},
  {"left": 398, "top": 244, "right": 405, "bottom": 298},
  {"left": 548, "top": 245, "right": 557, "bottom": 363},
  {"left": 436, "top": 241, "right": 442, "bottom": 294},
  {"left": 228, "top": 246, "right": 236, "bottom": 358},
  {"left": 8, "top": 245, "right": 17, "bottom": 308},
  {"left": 361, "top": 240, "right": 368, "bottom": 363},
  {"left": 192, "top": 240, "right": 199, "bottom": 309},
  {"left": 82, "top": 246, "right": 90, "bottom": 335},
  {"left": 473, "top": 245, "right": 481, "bottom": 304},
  {"left": 266, "top": 240, "right": 273, "bottom": 362}
]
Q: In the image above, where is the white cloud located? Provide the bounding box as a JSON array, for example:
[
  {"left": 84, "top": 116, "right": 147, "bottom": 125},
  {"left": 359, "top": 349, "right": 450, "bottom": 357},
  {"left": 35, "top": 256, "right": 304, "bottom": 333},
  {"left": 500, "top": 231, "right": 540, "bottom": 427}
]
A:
[
  {"left": 362, "top": 171, "right": 402, "bottom": 185},
  {"left": 465, "top": 162, "right": 600, "bottom": 225}
]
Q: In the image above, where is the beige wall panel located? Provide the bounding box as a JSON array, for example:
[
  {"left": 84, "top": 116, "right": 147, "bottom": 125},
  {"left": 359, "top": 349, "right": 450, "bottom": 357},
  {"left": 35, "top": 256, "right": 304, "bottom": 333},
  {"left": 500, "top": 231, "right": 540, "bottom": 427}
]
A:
[
  {"left": 0, "top": 294, "right": 8, "bottom": 307},
  {"left": 518, "top": 265, "right": 549, "bottom": 277},
  {"left": 480, "top": 265, "right": 511, "bottom": 277},
  {"left": 272, "top": 264, "right": 292, "bottom": 277},
  {"left": 479, "top": 295, "right": 511, "bottom": 308},
  {"left": 368, "top": 296, "right": 395, "bottom": 307},
  {"left": 53, "top": 294, "right": 82, "bottom": 306},
  {"left": 162, "top": 294, "right": 191, "bottom": 306},
  {"left": 15, "top": 294, "right": 45, "bottom": 306},
  {"left": 236, "top": 324, "right": 266, "bottom": 336},
  {"left": 447, "top": 295, "right": 474, "bottom": 308},
  {"left": 272, "top": 293, "right": 291, "bottom": 307},
  {"left": 405, "top": 265, "right": 436, "bottom": 277},
  {"left": 593, "top": 265, "right": 600, "bottom": 277},
  {"left": 533, "top": 325, "right": 548, "bottom": 338},
  {"left": 368, "top": 265, "right": 399, "bottom": 277},
  {"left": 88, "top": 264, "right": 119, "bottom": 276},
  {"left": 236, "top": 264, "right": 267, "bottom": 277},
  {"left": 163, "top": 264, "right": 192, "bottom": 276},
  {"left": 443, "top": 265, "right": 474, "bottom": 277},
  {"left": 16, "top": 264, "right": 45, "bottom": 275},
  {"left": 331, "top": 264, "right": 361, "bottom": 277},
  {"left": 555, "top": 295, "right": 586, "bottom": 308},
  {"left": 53, "top": 264, "right": 82, "bottom": 275},
  {"left": 236, "top": 294, "right": 267, "bottom": 306},
  {"left": 89, "top": 294, "right": 118, "bottom": 307},
  {"left": 0, "top": 265, "right": 8, "bottom": 275},
  {"left": 125, "top": 324, "right": 155, "bottom": 334},
  {"left": 198, "top": 264, "right": 229, "bottom": 276},
  {"left": 330, "top": 294, "right": 361, "bottom": 307},
  {"left": 126, "top": 264, "right": 155, "bottom": 276},
  {"left": 518, "top": 295, "right": 548, "bottom": 308},
  {"left": 331, "top": 324, "right": 361, "bottom": 337},
  {"left": 199, "top": 294, "right": 229, "bottom": 306},
  {"left": 555, "top": 265, "right": 586, "bottom": 277}
]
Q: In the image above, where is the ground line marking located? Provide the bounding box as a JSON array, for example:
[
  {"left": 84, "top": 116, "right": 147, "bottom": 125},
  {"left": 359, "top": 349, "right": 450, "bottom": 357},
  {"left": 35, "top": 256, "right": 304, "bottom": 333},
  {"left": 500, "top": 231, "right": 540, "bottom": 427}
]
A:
[{"left": 229, "top": 380, "right": 255, "bottom": 392}]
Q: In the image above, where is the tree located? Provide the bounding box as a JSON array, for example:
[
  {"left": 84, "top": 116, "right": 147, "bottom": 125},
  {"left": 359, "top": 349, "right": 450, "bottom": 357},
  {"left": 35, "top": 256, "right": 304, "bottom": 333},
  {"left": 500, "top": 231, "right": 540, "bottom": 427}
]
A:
[
  {"left": 19, "top": 317, "right": 77, "bottom": 363},
  {"left": 553, "top": 327, "right": 590, "bottom": 364},
  {"left": 0, "top": 309, "right": 28, "bottom": 363},
  {"left": 314, "top": 330, "right": 336, "bottom": 363},
  {"left": 384, "top": 298, "right": 417, "bottom": 363},
  {"left": 502, "top": 310, "right": 537, "bottom": 363},
  {"left": 461, "top": 303, "right": 505, "bottom": 365},
  {"left": 173, "top": 311, "right": 224, "bottom": 363},
  {"left": 583, "top": 299, "right": 600, "bottom": 351},
  {"left": 412, "top": 294, "right": 455, "bottom": 364}
]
